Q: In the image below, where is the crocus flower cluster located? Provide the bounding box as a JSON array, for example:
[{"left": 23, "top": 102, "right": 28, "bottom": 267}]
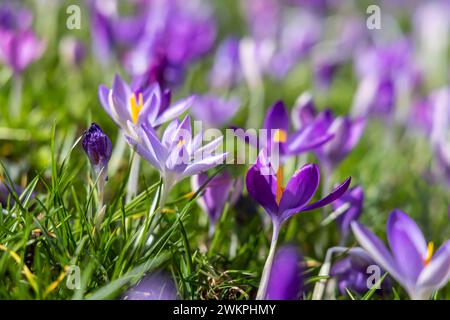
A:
[
  {"left": 90, "top": 0, "right": 216, "bottom": 88},
  {"left": 0, "top": 2, "right": 45, "bottom": 74},
  {"left": 352, "top": 210, "right": 450, "bottom": 300}
]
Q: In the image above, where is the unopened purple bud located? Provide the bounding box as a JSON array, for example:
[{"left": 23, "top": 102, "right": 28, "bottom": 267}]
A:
[
  {"left": 59, "top": 36, "right": 86, "bottom": 67},
  {"left": 82, "top": 123, "right": 112, "bottom": 176}
]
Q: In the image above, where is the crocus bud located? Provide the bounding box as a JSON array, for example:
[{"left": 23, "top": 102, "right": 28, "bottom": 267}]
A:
[{"left": 82, "top": 123, "right": 112, "bottom": 177}]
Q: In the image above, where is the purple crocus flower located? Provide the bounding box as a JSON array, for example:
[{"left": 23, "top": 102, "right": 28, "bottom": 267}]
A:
[
  {"left": 98, "top": 74, "right": 193, "bottom": 137},
  {"left": 331, "top": 186, "right": 364, "bottom": 242},
  {"left": 122, "top": 272, "right": 178, "bottom": 300},
  {"left": 266, "top": 245, "right": 304, "bottom": 300},
  {"left": 330, "top": 247, "right": 392, "bottom": 296},
  {"left": 125, "top": 116, "right": 227, "bottom": 205},
  {"left": 82, "top": 123, "right": 113, "bottom": 178},
  {"left": 190, "top": 95, "right": 240, "bottom": 129},
  {"left": 435, "top": 141, "right": 450, "bottom": 186},
  {"left": 246, "top": 151, "right": 351, "bottom": 227},
  {"left": 0, "top": 29, "right": 45, "bottom": 74},
  {"left": 209, "top": 37, "right": 242, "bottom": 89},
  {"left": 246, "top": 150, "right": 350, "bottom": 299},
  {"left": 351, "top": 210, "right": 450, "bottom": 300},
  {"left": 191, "top": 171, "right": 243, "bottom": 234}
]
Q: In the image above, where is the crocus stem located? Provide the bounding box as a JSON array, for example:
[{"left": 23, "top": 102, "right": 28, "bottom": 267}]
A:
[
  {"left": 9, "top": 74, "right": 23, "bottom": 120},
  {"left": 312, "top": 246, "right": 349, "bottom": 300},
  {"left": 256, "top": 222, "right": 280, "bottom": 300},
  {"left": 126, "top": 153, "right": 141, "bottom": 202}
]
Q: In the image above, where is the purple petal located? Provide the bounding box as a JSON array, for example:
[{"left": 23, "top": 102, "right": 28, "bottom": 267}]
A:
[
  {"left": 125, "top": 135, "right": 162, "bottom": 172},
  {"left": 245, "top": 163, "right": 278, "bottom": 218},
  {"left": 266, "top": 246, "right": 304, "bottom": 300},
  {"left": 301, "top": 177, "right": 351, "bottom": 212},
  {"left": 387, "top": 210, "right": 427, "bottom": 282},
  {"left": 278, "top": 164, "right": 320, "bottom": 222},
  {"left": 98, "top": 84, "right": 114, "bottom": 118},
  {"left": 154, "top": 96, "right": 194, "bottom": 127},
  {"left": 351, "top": 221, "right": 403, "bottom": 285},
  {"left": 263, "top": 100, "right": 290, "bottom": 133}
]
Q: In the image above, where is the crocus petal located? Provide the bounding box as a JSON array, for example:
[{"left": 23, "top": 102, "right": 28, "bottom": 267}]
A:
[
  {"left": 344, "top": 117, "right": 366, "bottom": 153},
  {"left": 193, "top": 136, "right": 224, "bottom": 161},
  {"left": 286, "top": 125, "right": 334, "bottom": 154},
  {"left": 98, "top": 84, "right": 114, "bottom": 118},
  {"left": 125, "top": 135, "right": 162, "bottom": 171},
  {"left": 141, "top": 124, "right": 168, "bottom": 163},
  {"left": 301, "top": 177, "right": 351, "bottom": 212},
  {"left": 351, "top": 221, "right": 403, "bottom": 285},
  {"left": 416, "top": 241, "right": 450, "bottom": 290},
  {"left": 154, "top": 96, "right": 194, "bottom": 127},
  {"left": 245, "top": 163, "right": 278, "bottom": 217},
  {"left": 111, "top": 75, "right": 132, "bottom": 123},
  {"left": 278, "top": 164, "right": 320, "bottom": 221},
  {"left": 263, "top": 100, "right": 290, "bottom": 133},
  {"left": 387, "top": 210, "right": 428, "bottom": 282},
  {"left": 182, "top": 153, "right": 227, "bottom": 178}
]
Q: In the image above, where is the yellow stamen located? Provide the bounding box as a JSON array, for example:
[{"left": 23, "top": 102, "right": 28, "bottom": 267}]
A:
[
  {"left": 273, "top": 129, "right": 287, "bottom": 143},
  {"left": 177, "top": 138, "right": 186, "bottom": 147},
  {"left": 130, "top": 93, "right": 144, "bottom": 124},
  {"left": 276, "top": 166, "right": 284, "bottom": 205},
  {"left": 423, "top": 242, "right": 434, "bottom": 266}
]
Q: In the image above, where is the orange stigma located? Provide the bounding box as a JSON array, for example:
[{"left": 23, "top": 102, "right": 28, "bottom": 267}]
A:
[
  {"left": 276, "top": 166, "right": 284, "bottom": 205},
  {"left": 423, "top": 242, "right": 434, "bottom": 266},
  {"left": 130, "top": 93, "right": 144, "bottom": 124},
  {"left": 273, "top": 129, "right": 287, "bottom": 143}
]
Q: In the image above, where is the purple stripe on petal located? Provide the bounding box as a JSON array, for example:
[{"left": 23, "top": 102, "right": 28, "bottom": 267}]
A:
[{"left": 301, "top": 177, "right": 351, "bottom": 212}]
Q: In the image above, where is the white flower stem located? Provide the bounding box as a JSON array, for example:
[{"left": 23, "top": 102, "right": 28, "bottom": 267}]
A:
[
  {"left": 312, "top": 246, "right": 349, "bottom": 300},
  {"left": 256, "top": 222, "right": 280, "bottom": 300},
  {"left": 126, "top": 153, "right": 141, "bottom": 202},
  {"left": 9, "top": 74, "right": 23, "bottom": 120}
]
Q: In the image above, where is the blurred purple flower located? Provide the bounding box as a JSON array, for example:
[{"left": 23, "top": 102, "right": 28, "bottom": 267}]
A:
[
  {"left": 190, "top": 94, "right": 240, "bottom": 128},
  {"left": 352, "top": 209, "right": 450, "bottom": 300},
  {"left": 209, "top": 37, "right": 242, "bottom": 89},
  {"left": 330, "top": 247, "right": 392, "bottom": 296},
  {"left": 435, "top": 141, "right": 450, "bottom": 187},
  {"left": 352, "top": 39, "right": 422, "bottom": 118},
  {"left": 0, "top": 29, "right": 45, "bottom": 74},
  {"left": 0, "top": 2, "right": 32, "bottom": 32},
  {"left": 295, "top": 104, "right": 365, "bottom": 173},
  {"left": 82, "top": 123, "right": 113, "bottom": 177},
  {"left": 332, "top": 186, "right": 364, "bottom": 241},
  {"left": 59, "top": 36, "right": 86, "bottom": 68},
  {"left": 266, "top": 245, "right": 304, "bottom": 300},
  {"left": 191, "top": 171, "right": 243, "bottom": 232},
  {"left": 125, "top": 116, "right": 227, "bottom": 203},
  {"left": 122, "top": 272, "right": 178, "bottom": 300},
  {"left": 98, "top": 74, "right": 193, "bottom": 137}
]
